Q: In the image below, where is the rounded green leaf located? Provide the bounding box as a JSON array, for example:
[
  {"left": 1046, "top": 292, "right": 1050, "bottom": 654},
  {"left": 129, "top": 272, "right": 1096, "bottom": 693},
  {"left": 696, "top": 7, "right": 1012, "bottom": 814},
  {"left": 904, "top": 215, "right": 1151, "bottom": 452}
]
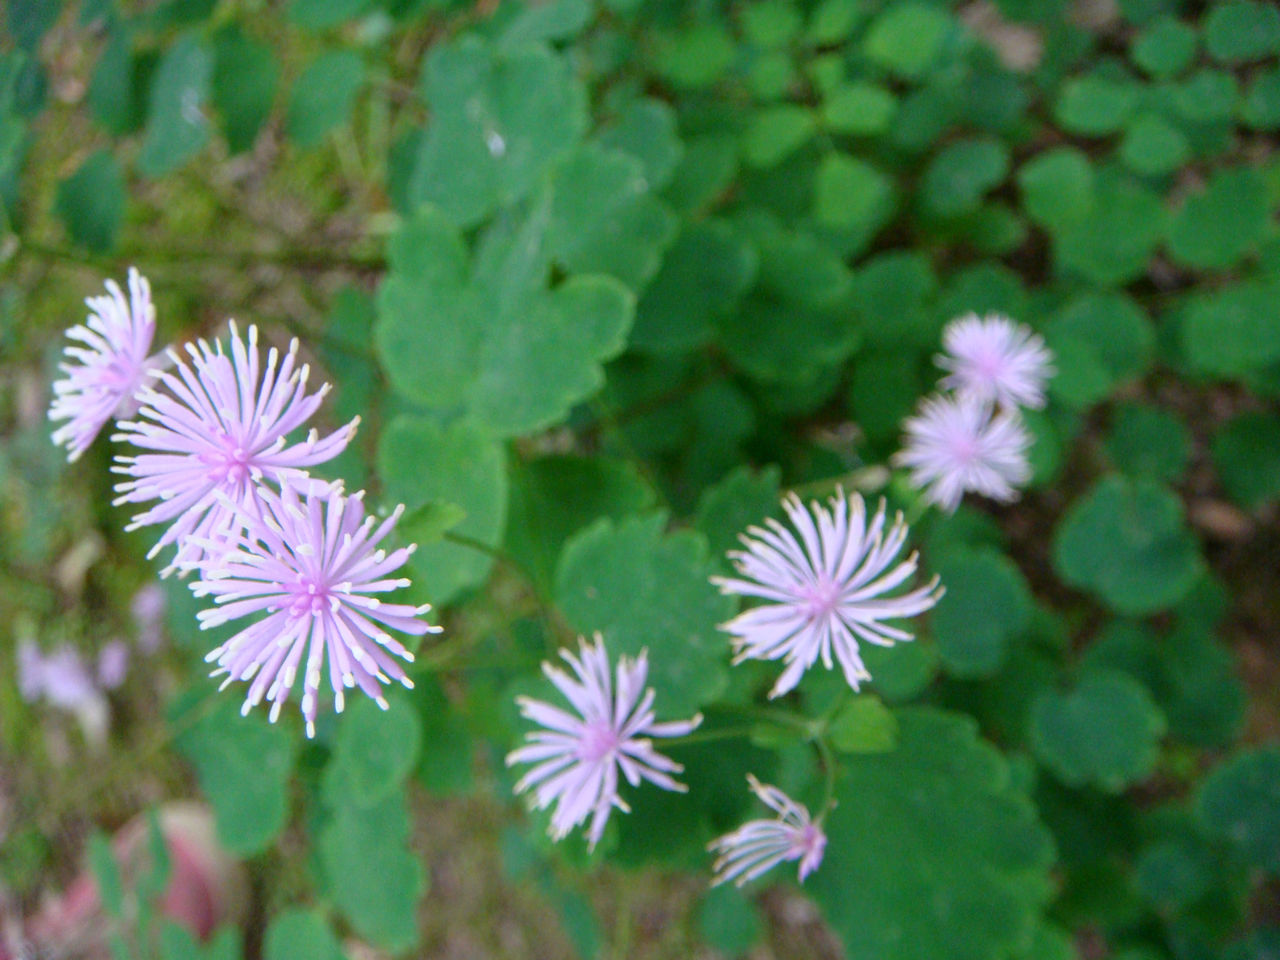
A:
[
  {"left": 810, "top": 707, "right": 1055, "bottom": 960},
  {"left": 827, "top": 695, "right": 898, "bottom": 753},
  {"left": 212, "top": 29, "right": 278, "bottom": 154},
  {"left": 1179, "top": 281, "right": 1280, "bottom": 378},
  {"left": 377, "top": 416, "right": 507, "bottom": 607},
  {"left": 1167, "top": 167, "right": 1269, "bottom": 270},
  {"left": 1131, "top": 17, "right": 1198, "bottom": 78},
  {"left": 813, "top": 152, "right": 895, "bottom": 232},
  {"left": 286, "top": 49, "right": 363, "bottom": 148},
  {"left": 55, "top": 149, "right": 123, "bottom": 253},
  {"left": 555, "top": 513, "right": 733, "bottom": 716},
  {"left": 1197, "top": 748, "right": 1280, "bottom": 873},
  {"left": 698, "top": 884, "right": 763, "bottom": 956},
  {"left": 1105, "top": 403, "right": 1190, "bottom": 482},
  {"left": 1204, "top": 0, "right": 1280, "bottom": 63},
  {"left": 1043, "top": 293, "right": 1154, "bottom": 408},
  {"left": 1119, "top": 113, "right": 1190, "bottom": 177},
  {"left": 861, "top": 2, "right": 952, "bottom": 80},
  {"left": 1054, "top": 176, "right": 1165, "bottom": 285},
  {"left": 693, "top": 464, "right": 781, "bottom": 564},
  {"left": 654, "top": 24, "right": 736, "bottom": 89},
  {"left": 138, "top": 34, "right": 213, "bottom": 177},
  {"left": 921, "top": 137, "right": 1010, "bottom": 219},
  {"left": 322, "top": 696, "right": 422, "bottom": 809},
  {"left": 1054, "top": 73, "right": 1139, "bottom": 136},
  {"left": 263, "top": 910, "right": 345, "bottom": 960},
  {"left": 1031, "top": 670, "right": 1166, "bottom": 791},
  {"left": 821, "top": 82, "right": 897, "bottom": 135},
  {"left": 742, "top": 0, "right": 802, "bottom": 47},
  {"left": 596, "top": 98, "right": 683, "bottom": 191},
  {"left": 1052, "top": 475, "right": 1201, "bottom": 615},
  {"left": 1017, "top": 147, "right": 1095, "bottom": 230},
  {"left": 741, "top": 105, "right": 816, "bottom": 168},
  {"left": 1241, "top": 69, "right": 1280, "bottom": 130},
  {"left": 1212, "top": 411, "right": 1280, "bottom": 508},
  {"left": 933, "top": 549, "right": 1033, "bottom": 678},
  {"left": 847, "top": 350, "right": 924, "bottom": 443}
]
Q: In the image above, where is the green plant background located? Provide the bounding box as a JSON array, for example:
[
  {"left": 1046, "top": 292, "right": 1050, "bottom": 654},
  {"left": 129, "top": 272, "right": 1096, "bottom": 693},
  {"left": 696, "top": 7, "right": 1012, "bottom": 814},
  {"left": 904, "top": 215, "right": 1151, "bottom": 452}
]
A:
[{"left": 2, "top": 0, "right": 1279, "bottom": 958}]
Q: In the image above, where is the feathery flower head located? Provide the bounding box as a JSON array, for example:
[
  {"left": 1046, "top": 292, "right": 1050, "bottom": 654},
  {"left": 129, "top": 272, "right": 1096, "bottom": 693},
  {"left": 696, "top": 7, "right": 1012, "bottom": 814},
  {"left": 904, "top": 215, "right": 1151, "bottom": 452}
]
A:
[
  {"left": 937, "top": 313, "right": 1054, "bottom": 411},
  {"left": 50, "top": 268, "right": 162, "bottom": 462},
  {"left": 112, "top": 321, "right": 359, "bottom": 572},
  {"left": 712, "top": 491, "right": 942, "bottom": 699},
  {"left": 709, "top": 775, "right": 826, "bottom": 887},
  {"left": 894, "top": 392, "right": 1032, "bottom": 513},
  {"left": 507, "top": 634, "right": 702, "bottom": 850},
  {"left": 190, "top": 481, "right": 438, "bottom": 738}
]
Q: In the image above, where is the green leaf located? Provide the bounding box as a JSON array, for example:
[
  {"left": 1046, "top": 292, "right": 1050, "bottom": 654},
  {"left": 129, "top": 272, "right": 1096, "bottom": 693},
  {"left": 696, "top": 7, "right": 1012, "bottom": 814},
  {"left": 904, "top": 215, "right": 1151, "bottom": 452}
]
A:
[
  {"left": 596, "top": 98, "right": 683, "bottom": 191},
  {"left": 664, "top": 134, "right": 737, "bottom": 215},
  {"left": 1212, "top": 411, "right": 1280, "bottom": 508},
  {"left": 850, "top": 250, "right": 938, "bottom": 349},
  {"left": 399, "top": 500, "right": 467, "bottom": 547},
  {"left": 742, "top": 0, "right": 802, "bottom": 47},
  {"left": 1172, "top": 68, "right": 1238, "bottom": 123},
  {"left": 322, "top": 696, "right": 422, "bottom": 809},
  {"left": 90, "top": 31, "right": 147, "bottom": 136},
  {"left": 414, "top": 674, "right": 475, "bottom": 795},
  {"left": 286, "top": 50, "right": 363, "bottom": 148},
  {"left": 1197, "top": 748, "right": 1280, "bottom": 873},
  {"left": 547, "top": 144, "right": 677, "bottom": 289},
  {"left": 138, "top": 34, "right": 213, "bottom": 177},
  {"left": 1031, "top": 670, "right": 1166, "bottom": 791},
  {"left": 55, "top": 149, "right": 123, "bottom": 253},
  {"left": 811, "top": 708, "right": 1055, "bottom": 960},
  {"left": 808, "top": 0, "right": 864, "bottom": 44},
  {"left": 654, "top": 24, "right": 736, "bottom": 89},
  {"left": 921, "top": 138, "right": 1010, "bottom": 219},
  {"left": 88, "top": 831, "right": 124, "bottom": 918},
  {"left": 821, "top": 82, "right": 897, "bottom": 136},
  {"left": 375, "top": 207, "right": 635, "bottom": 435},
  {"left": 699, "top": 884, "right": 764, "bottom": 956},
  {"left": 212, "top": 29, "right": 278, "bottom": 154},
  {"left": 319, "top": 791, "right": 426, "bottom": 951},
  {"left": 827, "top": 696, "right": 898, "bottom": 753},
  {"left": 1179, "top": 281, "right": 1280, "bottom": 378},
  {"left": 932, "top": 549, "right": 1032, "bottom": 678},
  {"left": 410, "top": 37, "right": 587, "bottom": 227},
  {"left": 497, "top": 0, "right": 591, "bottom": 49},
  {"left": 1118, "top": 113, "right": 1190, "bottom": 177},
  {"left": 1052, "top": 475, "right": 1201, "bottom": 616},
  {"left": 377, "top": 416, "right": 507, "bottom": 607},
  {"left": 693, "top": 464, "right": 781, "bottom": 563},
  {"left": 1131, "top": 17, "right": 1198, "bottom": 78},
  {"left": 861, "top": 2, "right": 952, "bottom": 80},
  {"left": 556, "top": 514, "right": 733, "bottom": 716},
  {"left": 1054, "top": 175, "right": 1165, "bottom": 285},
  {"left": 813, "top": 152, "right": 894, "bottom": 233},
  {"left": 1017, "top": 147, "right": 1094, "bottom": 231},
  {"left": 1105, "top": 403, "right": 1190, "bottom": 482},
  {"left": 1054, "top": 73, "right": 1139, "bottom": 136},
  {"left": 174, "top": 697, "right": 297, "bottom": 856},
  {"left": 263, "top": 910, "right": 345, "bottom": 960},
  {"left": 505, "top": 454, "right": 655, "bottom": 595},
  {"left": 289, "top": 0, "right": 372, "bottom": 29},
  {"left": 6, "top": 0, "right": 61, "bottom": 52},
  {"left": 741, "top": 105, "right": 816, "bottom": 168},
  {"left": 1167, "top": 167, "right": 1270, "bottom": 270},
  {"left": 1043, "top": 292, "right": 1155, "bottom": 408},
  {"left": 1241, "top": 69, "right": 1280, "bottom": 130},
  {"left": 1204, "top": 0, "right": 1280, "bottom": 63},
  {"left": 632, "top": 219, "right": 757, "bottom": 353}
]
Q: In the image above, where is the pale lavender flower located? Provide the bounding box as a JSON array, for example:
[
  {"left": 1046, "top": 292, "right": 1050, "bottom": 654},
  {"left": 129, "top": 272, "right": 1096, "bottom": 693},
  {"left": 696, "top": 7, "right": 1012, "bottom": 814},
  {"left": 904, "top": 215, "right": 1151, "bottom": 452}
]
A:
[
  {"left": 16, "top": 641, "right": 99, "bottom": 711},
  {"left": 112, "top": 322, "right": 359, "bottom": 573},
  {"left": 709, "top": 775, "right": 826, "bottom": 887},
  {"left": 97, "top": 640, "right": 130, "bottom": 690},
  {"left": 131, "top": 583, "right": 166, "bottom": 654},
  {"left": 894, "top": 392, "right": 1033, "bottom": 513},
  {"left": 49, "top": 269, "right": 164, "bottom": 462},
  {"left": 937, "top": 313, "right": 1054, "bottom": 410},
  {"left": 712, "top": 492, "right": 942, "bottom": 699},
  {"left": 190, "top": 481, "right": 438, "bottom": 737},
  {"left": 507, "top": 635, "right": 702, "bottom": 850}
]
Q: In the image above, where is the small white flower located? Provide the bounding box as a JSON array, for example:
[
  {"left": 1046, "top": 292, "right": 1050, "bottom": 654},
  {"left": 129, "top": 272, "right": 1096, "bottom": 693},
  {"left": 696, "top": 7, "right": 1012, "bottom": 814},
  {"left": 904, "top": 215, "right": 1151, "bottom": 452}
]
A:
[
  {"left": 894, "top": 392, "right": 1033, "bottom": 513},
  {"left": 937, "top": 313, "right": 1054, "bottom": 410},
  {"left": 709, "top": 775, "right": 826, "bottom": 887},
  {"left": 713, "top": 492, "right": 942, "bottom": 698},
  {"left": 506, "top": 635, "right": 701, "bottom": 850}
]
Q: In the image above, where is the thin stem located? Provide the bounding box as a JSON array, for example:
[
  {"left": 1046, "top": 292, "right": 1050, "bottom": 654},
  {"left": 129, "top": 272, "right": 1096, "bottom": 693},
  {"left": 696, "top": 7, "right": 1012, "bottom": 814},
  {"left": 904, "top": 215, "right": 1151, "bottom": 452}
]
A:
[{"left": 815, "top": 734, "right": 838, "bottom": 818}]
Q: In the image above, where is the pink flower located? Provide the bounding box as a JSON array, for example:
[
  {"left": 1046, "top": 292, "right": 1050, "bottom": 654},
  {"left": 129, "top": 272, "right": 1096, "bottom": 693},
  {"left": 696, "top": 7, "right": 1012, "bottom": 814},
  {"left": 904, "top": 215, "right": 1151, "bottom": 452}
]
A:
[
  {"left": 712, "top": 492, "right": 942, "bottom": 698},
  {"left": 507, "top": 635, "right": 702, "bottom": 850},
  {"left": 112, "top": 322, "right": 358, "bottom": 573},
  {"left": 894, "top": 392, "right": 1033, "bottom": 513},
  {"left": 937, "top": 313, "right": 1053, "bottom": 411},
  {"left": 49, "top": 269, "right": 164, "bottom": 462},
  {"left": 709, "top": 775, "right": 826, "bottom": 887},
  {"left": 190, "top": 482, "right": 438, "bottom": 737}
]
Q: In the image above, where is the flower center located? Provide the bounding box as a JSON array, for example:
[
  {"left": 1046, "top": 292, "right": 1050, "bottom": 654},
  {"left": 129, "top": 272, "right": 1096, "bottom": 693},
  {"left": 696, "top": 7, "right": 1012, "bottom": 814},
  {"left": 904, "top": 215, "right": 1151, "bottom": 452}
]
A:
[
  {"left": 200, "top": 430, "right": 255, "bottom": 487},
  {"left": 800, "top": 577, "right": 841, "bottom": 622},
  {"left": 577, "top": 720, "right": 620, "bottom": 764},
  {"left": 287, "top": 577, "right": 331, "bottom": 618}
]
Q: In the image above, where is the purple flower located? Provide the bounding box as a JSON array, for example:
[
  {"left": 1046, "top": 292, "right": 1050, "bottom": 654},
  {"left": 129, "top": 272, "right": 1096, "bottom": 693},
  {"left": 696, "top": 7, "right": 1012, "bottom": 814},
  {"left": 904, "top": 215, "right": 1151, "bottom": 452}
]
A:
[
  {"left": 16, "top": 640, "right": 100, "bottom": 710},
  {"left": 894, "top": 392, "right": 1033, "bottom": 513},
  {"left": 712, "top": 492, "right": 942, "bottom": 699},
  {"left": 506, "top": 635, "right": 702, "bottom": 850},
  {"left": 709, "top": 775, "right": 826, "bottom": 887},
  {"left": 190, "top": 481, "right": 438, "bottom": 737},
  {"left": 49, "top": 269, "right": 163, "bottom": 462},
  {"left": 112, "top": 322, "right": 359, "bottom": 573},
  {"left": 97, "top": 640, "right": 130, "bottom": 690},
  {"left": 131, "top": 583, "right": 166, "bottom": 654},
  {"left": 937, "top": 313, "right": 1054, "bottom": 411}
]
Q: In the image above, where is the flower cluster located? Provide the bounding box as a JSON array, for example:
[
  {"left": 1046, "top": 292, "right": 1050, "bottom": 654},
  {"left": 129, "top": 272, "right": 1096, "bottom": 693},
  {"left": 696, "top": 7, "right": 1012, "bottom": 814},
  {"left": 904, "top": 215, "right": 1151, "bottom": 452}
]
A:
[
  {"left": 48, "top": 271, "right": 435, "bottom": 734},
  {"left": 895, "top": 313, "right": 1053, "bottom": 513}
]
